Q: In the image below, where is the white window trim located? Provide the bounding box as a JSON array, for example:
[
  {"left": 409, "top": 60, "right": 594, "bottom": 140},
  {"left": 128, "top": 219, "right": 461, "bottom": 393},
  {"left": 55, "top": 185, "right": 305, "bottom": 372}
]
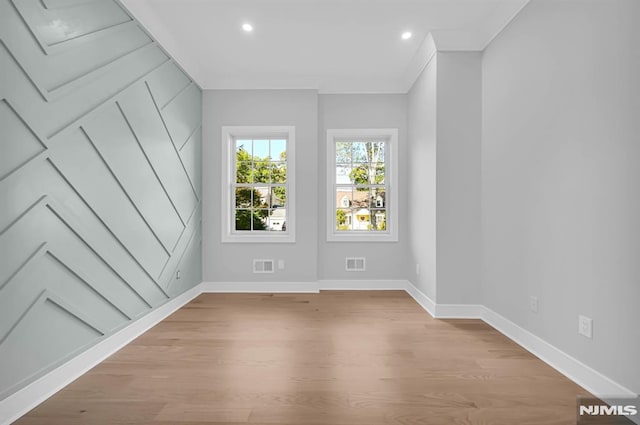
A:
[
  {"left": 221, "top": 126, "right": 296, "bottom": 243},
  {"left": 326, "top": 128, "right": 398, "bottom": 242}
]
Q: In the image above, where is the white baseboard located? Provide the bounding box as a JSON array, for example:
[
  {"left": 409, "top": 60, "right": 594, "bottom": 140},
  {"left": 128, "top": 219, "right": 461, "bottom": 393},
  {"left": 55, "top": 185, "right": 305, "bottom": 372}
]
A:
[
  {"left": 404, "top": 281, "right": 436, "bottom": 317},
  {"left": 0, "top": 284, "right": 202, "bottom": 425},
  {"left": 403, "top": 281, "right": 636, "bottom": 399},
  {"left": 199, "top": 280, "right": 409, "bottom": 293},
  {"left": 480, "top": 307, "right": 636, "bottom": 398},
  {"left": 318, "top": 279, "right": 407, "bottom": 291},
  {"left": 200, "top": 281, "right": 320, "bottom": 293},
  {"left": 435, "top": 303, "right": 484, "bottom": 319},
  {"left": 3, "top": 280, "right": 635, "bottom": 425}
]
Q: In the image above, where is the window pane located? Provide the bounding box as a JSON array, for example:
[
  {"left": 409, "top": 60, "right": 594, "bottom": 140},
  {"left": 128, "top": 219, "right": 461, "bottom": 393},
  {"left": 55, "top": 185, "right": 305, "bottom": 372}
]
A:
[
  {"left": 336, "top": 164, "right": 352, "bottom": 184},
  {"left": 352, "top": 187, "right": 370, "bottom": 208},
  {"left": 349, "top": 164, "right": 369, "bottom": 185},
  {"left": 270, "top": 139, "right": 286, "bottom": 161},
  {"left": 236, "top": 140, "right": 251, "bottom": 158},
  {"left": 271, "top": 186, "right": 286, "bottom": 207},
  {"left": 371, "top": 188, "right": 386, "bottom": 208},
  {"left": 336, "top": 142, "right": 351, "bottom": 163},
  {"left": 235, "top": 210, "right": 252, "bottom": 231},
  {"left": 271, "top": 162, "right": 287, "bottom": 183},
  {"left": 254, "top": 186, "right": 270, "bottom": 208},
  {"left": 236, "top": 162, "right": 252, "bottom": 183},
  {"left": 253, "top": 160, "right": 270, "bottom": 183},
  {"left": 370, "top": 141, "right": 385, "bottom": 164},
  {"left": 235, "top": 187, "right": 253, "bottom": 208},
  {"left": 336, "top": 208, "right": 351, "bottom": 231},
  {"left": 353, "top": 206, "right": 371, "bottom": 230},
  {"left": 267, "top": 208, "right": 287, "bottom": 231},
  {"left": 371, "top": 209, "right": 386, "bottom": 231},
  {"left": 336, "top": 188, "right": 353, "bottom": 208},
  {"left": 352, "top": 142, "right": 368, "bottom": 163},
  {"left": 252, "top": 139, "right": 269, "bottom": 160},
  {"left": 254, "top": 208, "right": 269, "bottom": 231},
  {"left": 373, "top": 164, "right": 385, "bottom": 184}
]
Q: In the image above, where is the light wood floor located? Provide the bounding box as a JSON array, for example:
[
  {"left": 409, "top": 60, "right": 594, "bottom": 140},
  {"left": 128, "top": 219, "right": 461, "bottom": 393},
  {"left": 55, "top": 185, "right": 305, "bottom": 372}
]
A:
[{"left": 15, "top": 291, "right": 589, "bottom": 425}]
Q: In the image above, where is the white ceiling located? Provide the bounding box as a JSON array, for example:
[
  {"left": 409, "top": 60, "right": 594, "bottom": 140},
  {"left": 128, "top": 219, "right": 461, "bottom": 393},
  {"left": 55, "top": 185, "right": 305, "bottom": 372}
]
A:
[{"left": 120, "top": 0, "right": 530, "bottom": 93}]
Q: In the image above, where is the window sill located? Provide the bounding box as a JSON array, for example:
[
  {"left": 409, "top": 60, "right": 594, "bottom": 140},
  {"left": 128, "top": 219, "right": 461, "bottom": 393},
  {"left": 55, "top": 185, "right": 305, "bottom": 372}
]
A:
[
  {"left": 327, "top": 232, "right": 398, "bottom": 243},
  {"left": 222, "top": 233, "right": 296, "bottom": 244}
]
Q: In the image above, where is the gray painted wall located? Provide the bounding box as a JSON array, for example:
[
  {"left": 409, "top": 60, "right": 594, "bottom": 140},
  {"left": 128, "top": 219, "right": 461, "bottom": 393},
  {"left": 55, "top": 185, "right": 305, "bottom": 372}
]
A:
[
  {"left": 482, "top": 0, "right": 640, "bottom": 393},
  {"left": 317, "top": 94, "right": 410, "bottom": 281},
  {"left": 407, "top": 52, "right": 482, "bottom": 304},
  {"left": 0, "top": 0, "right": 202, "bottom": 401},
  {"left": 202, "top": 91, "right": 410, "bottom": 282},
  {"left": 407, "top": 56, "right": 437, "bottom": 300},
  {"left": 435, "top": 52, "right": 482, "bottom": 304},
  {"left": 202, "top": 90, "right": 318, "bottom": 282}
]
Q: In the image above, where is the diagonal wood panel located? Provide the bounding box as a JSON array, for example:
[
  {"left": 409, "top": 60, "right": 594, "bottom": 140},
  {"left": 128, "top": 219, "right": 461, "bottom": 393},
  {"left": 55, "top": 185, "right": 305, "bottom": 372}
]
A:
[
  {"left": 0, "top": 0, "right": 202, "bottom": 402},
  {"left": 49, "top": 128, "right": 171, "bottom": 276},
  {"left": 82, "top": 103, "right": 184, "bottom": 253},
  {"left": 0, "top": 30, "right": 168, "bottom": 137},
  {"left": 161, "top": 83, "right": 202, "bottom": 151},
  {"left": 117, "top": 82, "right": 198, "bottom": 224},
  {"left": 0, "top": 100, "right": 46, "bottom": 181},
  {"left": 0, "top": 292, "right": 104, "bottom": 400},
  {"left": 42, "top": 0, "right": 100, "bottom": 9},
  {"left": 145, "top": 61, "right": 191, "bottom": 110},
  {"left": 179, "top": 125, "right": 203, "bottom": 199},
  {"left": 11, "top": 0, "right": 131, "bottom": 49},
  {"left": 0, "top": 199, "right": 139, "bottom": 341}
]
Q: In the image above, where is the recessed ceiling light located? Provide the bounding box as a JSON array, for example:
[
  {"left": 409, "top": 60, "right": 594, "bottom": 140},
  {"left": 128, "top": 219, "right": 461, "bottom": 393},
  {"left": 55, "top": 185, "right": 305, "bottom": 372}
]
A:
[
  {"left": 401, "top": 31, "right": 412, "bottom": 40},
  {"left": 242, "top": 23, "right": 253, "bottom": 32}
]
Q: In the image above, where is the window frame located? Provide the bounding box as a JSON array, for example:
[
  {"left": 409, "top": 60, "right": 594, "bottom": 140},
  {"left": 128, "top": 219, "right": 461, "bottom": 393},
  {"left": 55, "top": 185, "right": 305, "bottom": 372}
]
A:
[
  {"left": 326, "top": 128, "right": 398, "bottom": 242},
  {"left": 221, "top": 126, "right": 296, "bottom": 243}
]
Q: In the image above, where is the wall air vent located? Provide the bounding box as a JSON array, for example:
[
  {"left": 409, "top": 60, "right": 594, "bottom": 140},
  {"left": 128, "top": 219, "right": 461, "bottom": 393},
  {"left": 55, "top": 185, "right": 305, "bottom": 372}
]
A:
[
  {"left": 345, "top": 257, "right": 366, "bottom": 272},
  {"left": 253, "top": 259, "right": 275, "bottom": 273}
]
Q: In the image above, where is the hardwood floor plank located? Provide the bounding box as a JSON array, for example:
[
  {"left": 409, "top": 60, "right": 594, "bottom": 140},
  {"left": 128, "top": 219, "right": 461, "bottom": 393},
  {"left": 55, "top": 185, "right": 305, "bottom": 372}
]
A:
[
  {"left": 14, "top": 291, "right": 589, "bottom": 425},
  {"left": 154, "top": 405, "right": 251, "bottom": 422}
]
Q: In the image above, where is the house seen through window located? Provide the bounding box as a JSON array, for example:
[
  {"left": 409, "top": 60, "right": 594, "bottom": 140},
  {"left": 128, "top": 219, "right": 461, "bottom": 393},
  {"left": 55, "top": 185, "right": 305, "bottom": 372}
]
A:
[{"left": 327, "top": 129, "right": 398, "bottom": 242}]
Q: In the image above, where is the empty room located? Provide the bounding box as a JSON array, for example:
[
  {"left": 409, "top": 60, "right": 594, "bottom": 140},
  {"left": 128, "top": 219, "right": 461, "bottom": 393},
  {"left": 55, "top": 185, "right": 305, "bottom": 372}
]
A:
[{"left": 1, "top": 0, "right": 639, "bottom": 424}]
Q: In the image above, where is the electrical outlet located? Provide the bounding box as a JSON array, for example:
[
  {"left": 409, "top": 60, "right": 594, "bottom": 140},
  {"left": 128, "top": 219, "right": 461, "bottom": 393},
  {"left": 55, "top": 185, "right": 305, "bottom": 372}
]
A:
[
  {"left": 578, "top": 315, "right": 593, "bottom": 339},
  {"left": 529, "top": 296, "right": 538, "bottom": 313},
  {"left": 278, "top": 259, "right": 285, "bottom": 270},
  {"left": 416, "top": 263, "right": 420, "bottom": 275},
  {"left": 176, "top": 270, "right": 181, "bottom": 280}
]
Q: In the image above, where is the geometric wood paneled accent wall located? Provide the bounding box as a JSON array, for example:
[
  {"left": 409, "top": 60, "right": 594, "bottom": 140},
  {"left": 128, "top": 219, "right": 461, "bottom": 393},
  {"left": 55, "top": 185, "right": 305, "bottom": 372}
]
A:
[{"left": 0, "top": 0, "right": 202, "bottom": 400}]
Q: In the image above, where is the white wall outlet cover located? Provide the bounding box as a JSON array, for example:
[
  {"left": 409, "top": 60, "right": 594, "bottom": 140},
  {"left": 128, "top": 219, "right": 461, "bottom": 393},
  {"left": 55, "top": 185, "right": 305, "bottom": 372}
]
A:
[
  {"left": 578, "top": 315, "right": 593, "bottom": 339},
  {"left": 529, "top": 296, "right": 538, "bottom": 313},
  {"left": 278, "top": 259, "right": 285, "bottom": 270}
]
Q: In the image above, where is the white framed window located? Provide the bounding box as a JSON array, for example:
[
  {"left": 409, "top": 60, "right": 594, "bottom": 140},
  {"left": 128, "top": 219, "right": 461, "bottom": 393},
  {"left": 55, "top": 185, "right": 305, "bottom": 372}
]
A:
[
  {"left": 327, "top": 128, "right": 398, "bottom": 242},
  {"left": 221, "top": 126, "right": 295, "bottom": 243}
]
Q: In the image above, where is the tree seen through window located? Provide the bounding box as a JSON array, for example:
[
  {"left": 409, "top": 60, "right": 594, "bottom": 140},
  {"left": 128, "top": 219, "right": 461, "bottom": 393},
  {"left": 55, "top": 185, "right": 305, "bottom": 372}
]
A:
[
  {"left": 234, "top": 138, "right": 288, "bottom": 232},
  {"left": 335, "top": 140, "right": 387, "bottom": 232}
]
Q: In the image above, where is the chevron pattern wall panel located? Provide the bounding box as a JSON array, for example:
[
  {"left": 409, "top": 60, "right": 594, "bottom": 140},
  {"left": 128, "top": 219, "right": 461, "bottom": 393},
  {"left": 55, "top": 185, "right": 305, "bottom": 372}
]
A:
[{"left": 0, "top": 0, "right": 202, "bottom": 400}]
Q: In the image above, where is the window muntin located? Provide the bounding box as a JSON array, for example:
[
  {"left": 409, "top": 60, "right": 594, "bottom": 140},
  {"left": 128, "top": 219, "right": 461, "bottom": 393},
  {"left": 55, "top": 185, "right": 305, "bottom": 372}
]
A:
[
  {"left": 233, "top": 138, "right": 288, "bottom": 232},
  {"left": 327, "top": 129, "right": 398, "bottom": 242},
  {"left": 334, "top": 140, "right": 387, "bottom": 232},
  {"left": 222, "top": 126, "right": 295, "bottom": 243}
]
